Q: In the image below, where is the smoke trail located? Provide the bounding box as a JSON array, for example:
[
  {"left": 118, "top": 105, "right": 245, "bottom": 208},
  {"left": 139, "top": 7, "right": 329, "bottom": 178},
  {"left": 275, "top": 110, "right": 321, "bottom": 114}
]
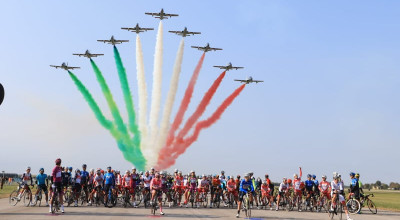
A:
[
  {"left": 68, "top": 71, "right": 113, "bottom": 130},
  {"left": 149, "top": 38, "right": 185, "bottom": 168},
  {"left": 146, "top": 20, "right": 163, "bottom": 162},
  {"left": 90, "top": 59, "right": 127, "bottom": 136},
  {"left": 165, "top": 53, "right": 206, "bottom": 147},
  {"left": 158, "top": 84, "right": 246, "bottom": 169},
  {"left": 135, "top": 34, "right": 149, "bottom": 153},
  {"left": 175, "top": 71, "right": 226, "bottom": 141},
  {"left": 114, "top": 46, "right": 139, "bottom": 139}
]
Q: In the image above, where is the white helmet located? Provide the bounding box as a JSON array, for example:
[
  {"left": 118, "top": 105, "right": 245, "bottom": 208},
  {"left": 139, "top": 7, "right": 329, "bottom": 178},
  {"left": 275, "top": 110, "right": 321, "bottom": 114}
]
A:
[
  {"left": 132, "top": 167, "right": 136, "bottom": 170},
  {"left": 27, "top": 167, "right": 31, "bottom": 170}
]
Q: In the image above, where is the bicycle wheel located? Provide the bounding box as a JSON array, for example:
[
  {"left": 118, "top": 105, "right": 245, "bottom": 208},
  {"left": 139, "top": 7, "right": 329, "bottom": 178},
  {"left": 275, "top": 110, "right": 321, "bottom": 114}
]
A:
[
  {"left": 247, "top": 198, "right": 252, "bottom": 217},
  {"left": 367, "top": 199, "right": 377, "bottom": 214},
  {"left": 23, "top": 192, "right": 30, "bottom": 207},
  {"left": 9, "top": 190, "right": 19, "bottom": 206},
  {"left": 346, "top": 199, "right": 360, "bottom": 214},
  {"left": 203, "top": 194, "right": 208, "bottom": 208},
  {"left": 338, "top": 203, "right": 343, "bottom": 220}
]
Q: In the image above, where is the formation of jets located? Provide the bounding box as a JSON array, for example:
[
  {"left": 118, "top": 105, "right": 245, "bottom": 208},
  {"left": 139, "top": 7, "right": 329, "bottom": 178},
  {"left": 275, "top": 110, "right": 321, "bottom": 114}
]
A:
[
  {"left": 73, "top": 50, "right": 104, "bottom": 59},
  {"left": 191, "top": 43, "right": 222, "bottom": 53},
  {"left": 145, "top": 8, "right": 178, "bottom": 20},
  {"left": 234, "top": 76, "right": 264, "bottom": 84},
  {"left": 50, "top": 62, "right": 80, "bottom": 70},
  {"left": 50, "top": 8, "right": 263, "bottom": 84},
  {"left": 169, "top": 27, "right": 201, "bottom": 37},
  {"left": 213, "top": 62, "right": 244, "bottom": 71},
  {"left": 97, "top": 36, "right": 129, "bottom": 45},
  {"left": 121, "top": 23, "right": 154, "bottom": 34}
]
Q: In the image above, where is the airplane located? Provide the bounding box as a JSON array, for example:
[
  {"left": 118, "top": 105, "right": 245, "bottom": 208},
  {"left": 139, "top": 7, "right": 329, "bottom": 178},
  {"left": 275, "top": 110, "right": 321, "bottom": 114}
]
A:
[
  {"left": 169, "top": 27, "right": 201, "bottom": 37},
  {"left": 72, "top": 50, "right": 104, "bottom": 58},
  {"left": 121, "top": 23, "right": 154, "bottom": 34},
  {"left": 97, "top": 36, "right": 129, "bottom": 45},
  {"left": 145, "top": 8, "right": 178, "bottom": 20},
  {"left": 213, "top": 62, "right": 244, "bottom": 71},
  {"left": 234, "top": 76, "right": 264, "bottom": 84},
  {"left": 50, "top": 62, "right": 80, "bottom": 70},
  {"left": 191, "top": 43, "right": 222, "bottom": 52}
]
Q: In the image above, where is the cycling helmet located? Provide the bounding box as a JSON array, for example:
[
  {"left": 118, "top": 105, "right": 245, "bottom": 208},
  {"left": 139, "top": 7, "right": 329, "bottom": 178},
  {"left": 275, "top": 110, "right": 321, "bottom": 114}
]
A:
[
  {"left": 249, "top": 172, "right": 254, "bottom": 176},
  {"left": 126, "top": 170, "right": 130, "bottom": 174},
  {"left": 55, "top": 158, "right": 62, "bottom": 165},
  {"left": 151, "top": 167, "right": 155, "bottom": 170},
  {"left": 101, "top": 170, "right": 104, "bottom": 174},
  {"left": 174, "top": 168, "right": 178, "bottom": 173},
  {"left": 82, "top": 164, "right": 87, "bottom": 167},
  {"left": 140, "top": 171, "right": 143, "bottom": 175},
  {"left": 221, "top": 170, "right": 225, "bottom": 174},
  {"left": 69, "top": 167, "right": 73, "bottom": 171},
  {"left": 145, "top": 171, "right": 149, "bottom": 174},
  {"left": 178, "top": 171, "right": 182, "bottom": 174},
  {"left": 132, "top": 167, "right": 136, "bottom": 170},
  {"left": 155, "top": 173, "right": 160, "bottom": 178},
  {"left": 107, "top": 166, "right": 111, "bottom": 169},
  {"left": 293, "top": 173, "right": 298, "bottom": 177},
  {"left": 237, "top": 175, "right": 241, "bottom": 178},
  {"left": 27, "top": 166, "right": 31, "bottom": 170},
  {"left": 244, "top": 173, "right": 250, "bottom": 178},
  {"left": 265, "top": 174, "right": 269, "bottom": 178},
  {"left": 288, "top": 179, "right": 292, "bottom": 184},
  {"left": 349, "top": 172, "right": 355, "bottom": 177},
  {"left": 159, "top": 171, "right": 164, "bottom": 175},
  {"left": 262, "top": 180, "right": 267, "bottom": 184},
  {"left": 355, "top": 173, "right": 360, "bottom": 178},
  {"left": 282, "top": 177, "right": 287, "bottom": 182},
  {"left": 202, "top": 174, "right": 206, "bottom": 177},
  {"left": 307, "top": 174, "right": 312, "bottom": 178},
  {"left": 322, "top": 175, "right": 327, "bottom": 179},
  {"left": 75, "top": 169, "right": 80, "bottom": 173},
  {"left": 90, "top": 168, "right": 94, "bottom": 172},
  {"left": 190, "top": 170, "right": 195, "bottom": 173},
  {"left": 227, "top": 176, "right": 230, "bottom": 180},
  {"left": 39, "top": 168, "right": 44, "bottom": 172},
  {"left": 312, "top": 174, "right": 316, "bottom": 179}
]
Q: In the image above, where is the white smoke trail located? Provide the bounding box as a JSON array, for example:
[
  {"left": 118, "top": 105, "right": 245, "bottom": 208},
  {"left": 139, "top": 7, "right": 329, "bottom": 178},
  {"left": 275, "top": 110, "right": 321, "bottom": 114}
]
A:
[
  {"left": 146, "top": 21, "right": 163, "bottom": 166},
  {"left": 148, "top": 38, "right": 185, "bottom": 168},
  {"left": 135, "top": 34, "right": 148, "bottom": 155}
]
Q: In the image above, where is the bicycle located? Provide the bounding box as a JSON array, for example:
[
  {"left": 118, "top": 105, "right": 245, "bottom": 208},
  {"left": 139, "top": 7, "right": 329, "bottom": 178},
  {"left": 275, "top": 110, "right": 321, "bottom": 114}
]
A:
[
  {"left": 66, "top": 186, "right": 80, "bottom": 207},
  {"left": 105, "top": 185, "right": 117, "bottom": 208},
  {"left": 9, "top": 184, "right": 26, "bottom": 206},
  {"left": 317, "top": 193, "right": 330, "bottom": 213},
  {"left": 32, "top": 185, "right": 47, "bottom": 206},
  {"left": 150, "top": 189, "right": 162, "bottom": 215},
  {"left": 187, "top": 188, "right": 196, "bottom": 208},
  {"left": 134, "top": 185, "right": 143, "bottom": 207},
  {"left": 346, "top": 193, "right": 361, "bottom": 214},
  {"left": 359, "top": 193, "right": 377, "bottom": 214},
  {"left": 328, "top": 192, "right": 344, "bottom": 220},
  {"left": 122, "top": 187, "right": 133, "bottom": 208},
  {"left": 51, "top": 185, "right": 61, "bottom": 214},
  {"left": 226, "top": 191, "right": 235, "bottom": 209},
  {"left": 197, "top": 190, "right": 208, "bottom": 208},
  {"left": 242, "top": 193, "right": 252, "bottom": 217}
]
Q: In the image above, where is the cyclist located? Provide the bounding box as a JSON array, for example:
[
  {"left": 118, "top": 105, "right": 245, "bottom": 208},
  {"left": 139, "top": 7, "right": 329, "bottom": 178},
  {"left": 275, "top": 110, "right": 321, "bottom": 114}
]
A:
[
  {"left": 49, "top": 158, "right": 64, "bottom": 213},
  {"left": 355, "top": 173, "right": 364, "bottom": 196},
  {"left": 265, "top": 174, "right": 274, "bottom": 197},
  {"left": 235, "top": 175, "right": 241, "bottom": 194},
  {"left": 261, "top": 180, "right": 273, "bottom": 210},
  {"left": 62, "top": 167, "right": 70, "bottom": 193},
  {"left": 122, "top": 170, "right": 134, "bottom": 205},
  {"left": 349, "top": 172, "right": 360, "bottom": 200},
  {"left": 236, "top": 173, "right": 255, "bottom": 218},
  {"left": 318, "top": 175, "right": 331, "bottom": 207},
  {"left": 313, "top": 174, "right": 320, "bottom": 197},
  {"left": 131, "top": 167, "right": 140, "bottom": 207},
  {"left": 226, "top": 176, "right": 238, "bottom": 205},
  {"left": 80, "top": 164, "right": 89, "bottom": 203},
  {"left": 210, "top": 174, "right": 222, "bottom": 208},
  {"left": 142, "top": 171, "right": 152, "bottom": 203},
  {"left": 72, "top": 169, "right": 82, "bottom": 207},
  {"left": 330, "top": 173, "right": 353, "bottom": 220},
  {"left": 88, "top": 169, "right": 104, "bottom": 206},
  {"left": 305, "top": 174, "right": 316, "bottom": 208},
  {"left": 174, "top": 171, "right": 184, "bottom": 207},
  {"left": 275, "top": 178, "right": 289, "bottom": 211},
  {"left": 150, "top": 173, "right": 165, "bottom": 215},
  {"left": 184, "top": 170, "right": 197, "bottom": 208},
  {"left": 21, "top": 167, "right": 34, "bottom": 206},
  {"left": 36, "top": 168, "right": 49, "bottom": 206},
  {"left": 197, "top": 174, "right": 210, "bottom": 204},
  {"left": 150, "top": 167, "right": 156, "bottom": 178},
  {"left": 103, "top": 166, "right": 115, "bottom": 207},
  {"left": 88, "top": 168, "right": 95, "bottom": 195},
  {"left": 249, "top": 172, "right": 259, "bottom": 209}
]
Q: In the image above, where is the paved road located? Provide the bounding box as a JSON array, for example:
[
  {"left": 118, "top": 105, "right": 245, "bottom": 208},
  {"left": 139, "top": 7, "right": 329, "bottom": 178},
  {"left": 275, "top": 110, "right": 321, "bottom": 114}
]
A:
[{"left": 0, "top": 198, "right": 399, "bottom": 220}]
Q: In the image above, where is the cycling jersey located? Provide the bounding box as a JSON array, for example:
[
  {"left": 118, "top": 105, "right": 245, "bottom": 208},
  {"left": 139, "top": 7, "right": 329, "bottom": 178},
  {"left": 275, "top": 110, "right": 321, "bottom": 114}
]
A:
[
  {"left": 239, "top": 179, "right": 254, "bottom": 193},
  {"left": 74, "top": 173, "right": 82, "bottom": 184},
  {"left": 36, "top": 173, "right": 47, "bottom": 185},
  {"left": 293, "top": 168, "right": 303, "bottom": 191},
  {"left": 122, "top": 174, "right": 133, "bottom": 187},
  {"left": 88, "top": 173, "right": 95, "bottom": 184},
  {"left": 52, "top": 166, "right": 63, "bottom": 183},
  {"left": 175, "top": 175, "right": 183, "bottom": 187},
  {"left": 350, "top": 178, "right": 359, "bottom": 192},
  {"left": 305, "top": 179, "right": 315, "bottom": 191},
  {"left": 279, "top": 183, "right": 288, "bottom": 192},
  {"left": 212, "top": 178, "right": 221, "bottom": 187},
  {"left": 150, "top": 178, "right": 162, "bottom": 190},
  {"left": 21, "top": 172, "right": 32, "bottom": 185},
  {"left": 319, "top": 180, "right": 330, "bottom": 193},
  {"left": 93, "top": 174, "right": 103, "bottom": 187},
  {"left": 104, "top": 172, "right": 115, "bottom": 186},
  {"left": 115, "top": 174, "right": 122, "bottom": 185},
  {"left": 261, "top": 184, "right": 271, "bottom": 195},
  {"left": 80, "top": 170, "right": 89, "bottom": 184},
  {"left": 331, "top": 180, "right": 345, "bottom": 202},
  {"left": 142, "top": 175, "right": 152, "bottom": 188},
  {"left": 227, "top": 180, "right": 236, "bottom": 191},
  {"left": 187, "top": 177, "right": 197, "bottom": 190},
  {"left": 199, "top": 179, "right": 209, "bottom": 189}
]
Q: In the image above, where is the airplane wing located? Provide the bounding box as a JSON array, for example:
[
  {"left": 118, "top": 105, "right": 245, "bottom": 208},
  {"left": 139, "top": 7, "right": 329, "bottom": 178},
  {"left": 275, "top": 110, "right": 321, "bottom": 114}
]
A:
[
  {"left": 121, "top": 27, "right": 133, "bottom": 30},
  {"left": 50, "top": 65, "right": 60, "bottom": 69},
  {"left": 168, "top": 31, "right": 180, "bottom": 34},
  {"left": 72, "top": 54, "right": 84, "bottom": 57},
  {"left": 233, "top": 67, "right": 244, "bottom": 70},
  {"left": 67, "top": 66, "right": 80, "bottom": 70},
  {"left": 234, "top": 79, "right": 247, "bottom": 83},
  {"left": 210, "top": 48, "right": 222, "bottom": 51},
  {"left": 115, "top": 40, "right": 129, "bottom": 43},
  {"left": 253, "top": 80, "right": 264, "bottom": 83},
  {"left": 145, "top": 12, "right": 160, "bottom": 16},
  {"left": 97, "top": 40, "right": 109, "bottom": 43},
  {"left": 213, "top": 65, "right": 227, "bottom": 69},
  {"left": 188, "top": 32, "right": 201, "bottom": 35},
  {"left": 90, "top": 54, "right": 104, "bottom": 57},
  {"left": 165, "top": 13, "right": 178, "bottom": 17},
  {"left": 191, "top": 46, "right": 202, "bottom": 49},
  {"left": 142, "top": 28, "right": 154, "bottom": 31}
]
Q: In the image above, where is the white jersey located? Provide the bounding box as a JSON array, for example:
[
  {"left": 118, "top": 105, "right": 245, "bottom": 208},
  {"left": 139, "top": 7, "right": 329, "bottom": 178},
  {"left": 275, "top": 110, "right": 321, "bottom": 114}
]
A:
[
  {"left": 279, "top": 183, "right": 288, "bottom": 192},
  {"left": 21, "top": 173, "right": 32, "bottom": 185},
  {"left": 331, "top": 180, "right": 344, "bottom": 192},
  {"left": 142, "top": 175, "right": 152, "bottom": 188},
  {"left": 198, "top": 179, "right": 209, "bottom": 188}
]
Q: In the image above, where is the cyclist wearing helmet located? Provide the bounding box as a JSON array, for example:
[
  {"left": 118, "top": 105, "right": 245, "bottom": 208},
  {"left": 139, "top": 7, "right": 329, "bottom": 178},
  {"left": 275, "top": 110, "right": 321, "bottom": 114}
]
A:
[
  {"left": 80, "top": 164, "right": 89, "bottom": 203},
  {"left": 174, "top": 171, "right": 184, "bottom": 206},
  {"left": 184, "top": 170, "right": 197, "bottom": 208},
  {"left": 349, "top": 172, "right": 360, "bottom": 200},
  {"left": 236, "top": 173, "right": 255, "bottom": 218},
  {"left": 235, "top": 175, "right": 241, "bottom": 194},
  {"left": 21, "top": 166, "right": 34, "bottom": 206},
  {"left": 197, "top": 174, "right": 210, "bottom": 204},
  {"left": 36, "top": 168, "right": 49, "bottom": 206},
  {"left": 276, "top": 178, "right": 289, "bottom": 211},
  {"left": 49, "top": 158, "right": 64, "bottom": 213},
  {"left": 355, "top": 173, "right": 364, "bottom": 197},
  {"left": 122, "top": 170, "right": 134, "bottom": 205},
  {"left": 88, "top": 169, "right": 95, "bottom": 195},
  {"left": 304, "top": 174, "right": 316, "bottom": 208},
  {"left": 318, "top": 175, "right": 331, "bottom": 207},
  {"left": 88, "top": 169, "right": 104, "bottom": 206},
  {"left": 293, "top": 167, "right": 303, "bottom": 203},
  {"left": 226, "top": 176, "right": 238, "bottom": 204},
  {"left": 312, "top": 174, "right": 320, "bottom": 196},
  {"left": 220, "top": 171, "right": 226, "bottom": 181},
  {"left": 142, "top": 171, "right": 152, "bottom": 199},
  {"left": 72, "top": 169, "right": 82, "bottom": 207},
  {"left": 261, "top": 180, "right": 273, "bottom": 210},
  {"left": 249, "top": 172, "right": 259, "bottom": 209},
  {"left": 150, "top": 173, "right": 165, "bottom": 215},
  {"left": 103, "top": 166, "right": 115, "bottom": 206},
  {"left": 62, "top": 167, "right": 71, "bottom": 192},
  {"left": 331, "top": 173, "right": 353, "bottom": 220},
  {"left": 210, "top": 174, "right": 222, "bottom": 208}
]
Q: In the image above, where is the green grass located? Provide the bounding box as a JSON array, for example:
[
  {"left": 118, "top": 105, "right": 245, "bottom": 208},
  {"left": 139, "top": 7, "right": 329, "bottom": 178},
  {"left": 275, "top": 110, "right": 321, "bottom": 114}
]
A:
[
  {"left": 363, "top": 189, "right": 400, "bottom": 212},
  {"left": 0, "top": 183, "right": 20, "bottom": 199}
]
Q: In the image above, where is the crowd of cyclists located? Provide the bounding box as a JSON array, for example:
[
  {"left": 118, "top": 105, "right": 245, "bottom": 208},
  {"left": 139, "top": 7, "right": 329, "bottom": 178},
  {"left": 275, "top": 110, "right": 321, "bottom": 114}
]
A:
[{"left": 13, "top": 158, "right": 370, "bottom": 219}]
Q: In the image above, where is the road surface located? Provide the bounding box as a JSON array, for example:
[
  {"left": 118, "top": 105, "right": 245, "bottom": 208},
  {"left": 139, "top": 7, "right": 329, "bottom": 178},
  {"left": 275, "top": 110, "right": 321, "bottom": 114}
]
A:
[{"left": 0, "top": 198, "right": 399, "bottom": 220}]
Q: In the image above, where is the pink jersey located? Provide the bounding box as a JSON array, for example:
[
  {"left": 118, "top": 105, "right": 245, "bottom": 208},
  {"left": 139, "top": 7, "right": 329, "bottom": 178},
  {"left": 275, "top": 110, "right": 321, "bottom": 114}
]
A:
[
  {"left": 150, "top": 178, "right": 162, "bottom": 190},
  {"left": 52, "top": 166, "right": 63, "bottom": 183},
  {"left": 319, "top": 180, "right": 330, "bottom": 192}
]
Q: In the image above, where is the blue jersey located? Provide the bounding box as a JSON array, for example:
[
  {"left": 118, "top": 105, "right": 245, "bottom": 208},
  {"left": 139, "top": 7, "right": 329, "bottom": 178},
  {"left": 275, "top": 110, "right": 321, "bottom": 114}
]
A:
[
  {"left": 350, "top": 178, "right": 359, "bottom": 192},
  {"left": 305, "top": 179, "right": 315, "bottom": 191},
  {"left": 81, "top": 170, "right": 89, "bottom": 183},
  {"left": 313, "top": 180, "right": 319, "bottom": 188},
  {"left": 239, "top": 179, "right": 254, "bottom": 193},
  {"left": 104, "top": 172, "right": 115, "bottom": 185},
  {"left": 36, "top": 173, "right": 47, "bottom": 185}
]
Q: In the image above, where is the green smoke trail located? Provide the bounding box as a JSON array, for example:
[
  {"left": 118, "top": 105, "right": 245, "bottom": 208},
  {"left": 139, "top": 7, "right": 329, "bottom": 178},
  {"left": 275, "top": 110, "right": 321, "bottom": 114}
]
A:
[
  {"left": 68, "top": 71, "right": 113, "bottom": 130},
  {"left": 113, "top": 46, "right": 139, "bottom": 138}
]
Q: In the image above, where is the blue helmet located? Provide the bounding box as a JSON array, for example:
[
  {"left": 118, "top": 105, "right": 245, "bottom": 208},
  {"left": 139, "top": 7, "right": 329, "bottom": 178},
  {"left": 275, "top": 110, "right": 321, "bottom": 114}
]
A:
[
  {"left": 349, "top": 172, "right": 355, "bottom": 177},
  {"left": 39, "top": 168, "right": 44, "bottom": 172},
  {"left": 312, "top": 174, "right": 316, "bottom": 179},
  {"left": 68, "top": 167, "right": 73, "bottom": 171}
]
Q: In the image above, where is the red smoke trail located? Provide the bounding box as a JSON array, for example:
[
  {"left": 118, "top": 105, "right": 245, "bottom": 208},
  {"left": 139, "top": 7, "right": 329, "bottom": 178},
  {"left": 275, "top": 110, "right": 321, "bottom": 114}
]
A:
[
  {"left": 175, "top": 71, "right": 226, "bottom": 142},
  {"left": 158, "top": 84, "right": 246, "bottom": 169},
  {"left": 158, "top": 53, "right": 205, "bottom": 163}
]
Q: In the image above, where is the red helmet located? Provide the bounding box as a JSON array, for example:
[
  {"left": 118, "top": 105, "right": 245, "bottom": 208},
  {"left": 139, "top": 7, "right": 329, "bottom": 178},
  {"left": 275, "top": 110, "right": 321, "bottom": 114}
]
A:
[
  {"left": 287, "top": 179, "right": 292, "bottom": 184},
  {"left": 55, "top": 158, "right": 62, "bottom": 165}
]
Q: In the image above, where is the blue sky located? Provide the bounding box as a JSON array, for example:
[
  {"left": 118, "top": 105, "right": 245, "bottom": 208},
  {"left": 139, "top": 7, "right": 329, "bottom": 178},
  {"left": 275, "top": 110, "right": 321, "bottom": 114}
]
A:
[{"left": 0, "top": 0, "right": 399, "bottom": 184}]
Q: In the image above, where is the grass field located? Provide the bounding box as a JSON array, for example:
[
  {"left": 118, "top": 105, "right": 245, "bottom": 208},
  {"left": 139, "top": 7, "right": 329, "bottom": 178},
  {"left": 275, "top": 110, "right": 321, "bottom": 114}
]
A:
[{"left": 0, "top": 184, "right": 19, "bottom": 199}]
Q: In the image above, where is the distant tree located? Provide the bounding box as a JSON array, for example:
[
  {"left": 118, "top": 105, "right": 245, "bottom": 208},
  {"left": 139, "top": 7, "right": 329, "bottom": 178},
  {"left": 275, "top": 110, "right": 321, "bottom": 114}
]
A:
[
  {"left": 364, "top": 183, "right": 370, "bottom": 189},
  {"left": 375, "top": 180, "right": 382, "bottom": 187},
  {"left": 381, "top": 183, "right": 389, "bottom": 190},
  {"left": 389, "top": 182, "right": 400, "bottom": 190}
]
